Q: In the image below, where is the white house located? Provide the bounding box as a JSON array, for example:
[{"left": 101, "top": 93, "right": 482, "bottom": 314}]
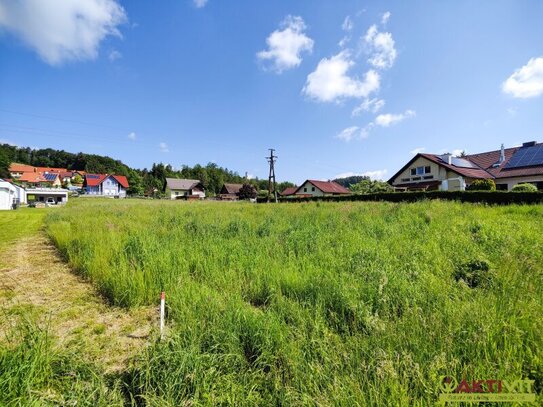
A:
[
  {"left": 293, "top": 180, "right": 351, "bottom": 197},
  {"left": 84, "top": 174, "right": 129, "bottom": 197},
  {"left": 12, "top": 183, "right": 26, "bottom": 205},
  {"left": 0, "top": 180, "right": 16, "bottom": 210},
  {"left": 165, "top": 178, "right": 205, "bottom": 199}
]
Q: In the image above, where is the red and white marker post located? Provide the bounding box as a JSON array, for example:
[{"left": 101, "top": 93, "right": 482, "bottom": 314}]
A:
[{"left": 160, "top": 291, "right": 165, "bottom": 340}]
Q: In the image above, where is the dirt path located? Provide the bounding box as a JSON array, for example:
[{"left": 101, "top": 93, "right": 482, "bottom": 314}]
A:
[{"left": 0, "top": 233, "right": 157, "bottom": 373}]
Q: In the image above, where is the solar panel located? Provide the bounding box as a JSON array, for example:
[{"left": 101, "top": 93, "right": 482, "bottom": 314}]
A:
[
  {"left": 87, "top": 174, "right": 100, "bottom": 179},
  {"left": 505, "top": 144, "right": 543, "bottom": 168}
]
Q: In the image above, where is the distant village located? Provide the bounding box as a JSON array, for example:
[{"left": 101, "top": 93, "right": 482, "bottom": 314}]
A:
[{"left": 1, "top": 140, "right": 542, "bottom": 210}]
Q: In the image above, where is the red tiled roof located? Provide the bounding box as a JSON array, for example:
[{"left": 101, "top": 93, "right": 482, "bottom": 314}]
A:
[
  {"left": 84, "top": 174, "right": 109, "bottom": 186},
  {"left": 280, "top": 187, "right": 298, "bottom": 196},
  {"left": 112, "top": 175, "right": 129, "bottom": 188},
  {"left": 466, "top": 146, "right": 543, "bottom": 179},
  {"left": 35, "top": 167, "right": 67, "bottom": 174},
  {"left": 298, "top": 180, "right": 351, "bottom": 194},
  {"left": 9, "top": 163, "right": 35, "bottom": 173},
  {"left": 19, "top": 172, "right": 47, "bottom": 183},
  {"left": 419, "top": 154, "right": 493, "bottom": 179}
]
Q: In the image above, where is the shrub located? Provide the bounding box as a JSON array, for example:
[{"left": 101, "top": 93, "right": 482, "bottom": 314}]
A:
[
  {"left": 453, "top": 259, "right": 494, "bottom": 288},
  {"left": 467, "top": 179, "right": 496, "bottom": 191},
  {"left": 511, "top": 183, "right": 538, "bottom": 192},
  {"left": 238, "top": 183, "right": 257, "bottom": 200}
]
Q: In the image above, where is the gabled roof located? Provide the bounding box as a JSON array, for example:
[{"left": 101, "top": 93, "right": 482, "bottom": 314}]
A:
[
  {"left": 112, "top": 175, "right": 129, "bottom": 188},
  {"left": 296, "top": 180, "right": 351, "bottom": 194},
  {"left": 166, "top": 178, "right": 203, "bottom": 191},
  {"left": 85, "top": 174, "right": 129, "bottom": 188},
  {"left": 280, "top": 187, "right": 298, "bottom": 196},
  {"left": 222, "top": 183, "right": 243, "bottom": 194}
]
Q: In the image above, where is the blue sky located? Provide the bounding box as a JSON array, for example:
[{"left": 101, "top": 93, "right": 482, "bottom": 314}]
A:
[{"left": 1, "top": 1, "right": 543, "bottom": 183}]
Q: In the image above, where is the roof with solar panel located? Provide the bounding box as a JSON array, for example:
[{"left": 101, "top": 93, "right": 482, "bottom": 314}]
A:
[{"left": 389, "top": 140, "right": 543, "bottom": 183}]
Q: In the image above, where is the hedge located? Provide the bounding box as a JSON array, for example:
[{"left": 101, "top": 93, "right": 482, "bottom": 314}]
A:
[{"left": 257, "top": 191, "right": 543, "bottom": 205}]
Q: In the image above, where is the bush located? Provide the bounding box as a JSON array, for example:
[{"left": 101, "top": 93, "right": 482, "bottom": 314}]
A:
[
  {"left": 238, "top": 183, "right": 257, "bottom": 200},
  {"left": 467, "top": 179, "right": 496, "bottom": 191},
  {"left": 453, "top": 259, "right": 494, "bottom": 288},
  {"left": 511, "top": 183, "right": 538, "bottom": 192}
]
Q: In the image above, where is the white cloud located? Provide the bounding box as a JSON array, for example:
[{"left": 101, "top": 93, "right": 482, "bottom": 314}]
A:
[
  {"left": 0, "top": 0, "right": 126, "bottom": 65},
  {"left": 336, "top": 126, "right": 360, "bottom": 142},
  {"left": 381, "top": 11, "right": 391, "bottom": 25},
  {"left": 193, "top": 0, "right": 208, "bottom": 8},
  {"left": 342, "top": 16, "right": 353, "bottom": 31},
  {"left": 159, "top": 142, "right": 169, "bottom": 153},
  {"left": 364, "top": 24, "right": 397, "bottom": 70},
  {"left": 352, "top": 98, "right": 385, "bottom": 115},
  {"left": 335, "top": 124, "right": 373, "bottom": 142},
  {"left": 502, "top": 57, "right": 543, "bottom": 98},
  {"left": 410, "top": 147, "right": 426, "bottom": 155},
  {"left": 334, "top": 169, "right": 388, "bottom": 180},
  {"left": 109, "top": 50, "right": 122, "bottom": 61},
  {"left": 451, "top": 149, "right": 464, "bottom": 157},
  {"left": 257, "top": 15, "right": 314, "bottom": 73},
  {"left": 303, "top": 51, "right": 380, "bottom": 102},
  {"left": 127, "top": 132, "right": 136, "bottom": 140},
  {"left": 374, "top": 109, "right": 416, "bottom": 127}
]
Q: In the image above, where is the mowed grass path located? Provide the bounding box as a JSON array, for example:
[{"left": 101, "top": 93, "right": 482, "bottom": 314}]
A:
[
  {"left": 0, "top": 207, "right": 156, "bottom": 405},
  {"left": 45, "top": 199, "right": 543, "bottom": 405}
]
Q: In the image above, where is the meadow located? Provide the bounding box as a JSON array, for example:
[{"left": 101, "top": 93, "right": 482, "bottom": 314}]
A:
[{"left": 38, "top": 199, "right": 543, "bottom": 405}]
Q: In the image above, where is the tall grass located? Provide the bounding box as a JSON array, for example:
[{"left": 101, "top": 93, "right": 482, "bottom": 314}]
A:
[
  {"left": 0, "top": 314, "right": 125, "bottom": 406},
  {"left": 45, "top": 199, "right": 543, "bottom": 405}
]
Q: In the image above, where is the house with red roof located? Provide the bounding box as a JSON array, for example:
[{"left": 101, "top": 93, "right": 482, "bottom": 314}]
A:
[
  {"left": 279, "top": 186, "right": 298, "bottom": 197},
  {"left": 83, "top": 174, "right": 129, "bottom": 197},
  {"left": 293, "top": 180, "right": 351, "bottom": 197},
  {"left": 389, "top": 141, "right": 543, "bottom": 191}
]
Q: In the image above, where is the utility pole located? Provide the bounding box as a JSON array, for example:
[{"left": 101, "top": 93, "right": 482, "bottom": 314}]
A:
[{"left": 266, "top": 148, "right": 278, "bottom": 203}]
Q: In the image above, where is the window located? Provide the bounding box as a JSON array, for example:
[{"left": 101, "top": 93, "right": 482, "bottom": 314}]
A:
[
  {"left": 401, "top": 178, "right": 410, "bottom": 182},
  {"left": 411, "top": 166, "right": 431, "bottom": 176},
  {"left": 311, "top": 187, "right": 315, "bottom": 192},
  {"left": 412, "top": 176, "right": 421, "bottom": 181},
  {"left": 423, "top": 175, "right": 434, "bottom": 180},
  {"left": 303, "top": 187, "right": 307, "bottom": 192}
]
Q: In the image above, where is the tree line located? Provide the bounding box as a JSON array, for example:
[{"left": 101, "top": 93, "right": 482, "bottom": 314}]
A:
[{"left": 0, "top": 143, "right": 295, "bottom": 196}]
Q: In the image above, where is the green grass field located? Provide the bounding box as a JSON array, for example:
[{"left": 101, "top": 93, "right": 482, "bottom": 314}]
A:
[{"left": 38, "top": 199, "right": 543, "bottom": 405}]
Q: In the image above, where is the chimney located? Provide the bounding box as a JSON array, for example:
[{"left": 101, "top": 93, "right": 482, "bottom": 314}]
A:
[
  {"left": 499, "top": 143, "right": 505, "bottom": 163},
  {"left": 443, "top": 153, "right": 452, "bottom": 165}
]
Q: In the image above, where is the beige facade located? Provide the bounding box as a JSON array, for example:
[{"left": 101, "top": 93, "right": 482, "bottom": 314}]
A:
[
  {"left": 494, "top": 176, "right": 543, "bottom": 191},
  {"left": 391, "top": 156, "right": 466, "bottom": 191}
]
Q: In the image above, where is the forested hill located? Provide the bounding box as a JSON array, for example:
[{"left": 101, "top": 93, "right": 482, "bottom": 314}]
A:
[{"left": 0, "top": 143, "right": 294, "bottom": 196}]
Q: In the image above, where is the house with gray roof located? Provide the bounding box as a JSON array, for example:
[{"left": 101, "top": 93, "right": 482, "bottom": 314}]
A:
[{"left": 165, "top": 178, "right": 205, "bottom": 199}]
